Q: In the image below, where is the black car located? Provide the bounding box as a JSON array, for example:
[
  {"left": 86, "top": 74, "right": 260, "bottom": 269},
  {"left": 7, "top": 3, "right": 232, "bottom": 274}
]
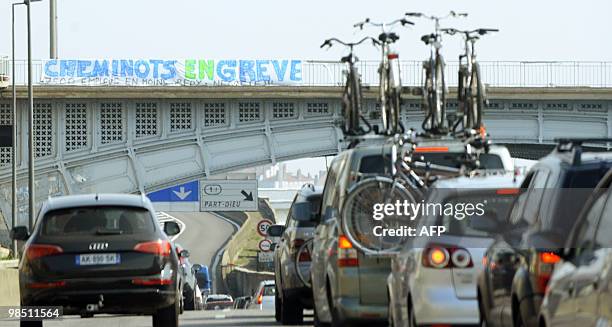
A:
[
  {"left": 11, "top": 194, "right": 184, "bottom": 327},
  {"left": 477, "top": 139, "right": 612, "bottom": 327}
]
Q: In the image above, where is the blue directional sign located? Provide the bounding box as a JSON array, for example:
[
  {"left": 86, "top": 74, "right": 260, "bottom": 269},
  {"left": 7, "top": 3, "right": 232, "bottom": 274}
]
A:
[{"left": 147, "top": 180, "right": 199, "bottom": 202}]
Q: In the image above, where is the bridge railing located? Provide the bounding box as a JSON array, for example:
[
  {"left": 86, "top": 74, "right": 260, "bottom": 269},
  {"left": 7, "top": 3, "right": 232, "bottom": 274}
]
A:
[{"left": 5, "top": 59, "right": 612, "bottom": 87}]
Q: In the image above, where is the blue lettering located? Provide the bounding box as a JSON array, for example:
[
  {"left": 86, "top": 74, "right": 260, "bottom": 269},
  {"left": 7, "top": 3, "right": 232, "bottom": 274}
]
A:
[
  {"left": 44, "top": 60, "right": 59, "bottom": 77},
  {"left": 60, "top": 60, "right": 77, "bottom": 77},
  {"left": 272, "top": 60, "right": 288, "bottom": 81},
  {"left": 161, "top": 60, "right": 177, "bottom": 79},
  {"left": 111, "top": 60, "right": 120, "bottom": 77},
  {"left": 92, "top": 60, "right": 109, "bottom": 77},
  {"left": 239, "top": 60, "right": 256, "bottom": 82},
  {"left": 290, "top": 60, "right": 302, "bottom": 81},
  {"left": 256, "top": 60, "right": 270, "bottom": 82},
  {"left": 120, "top": 60, "right": 134, "bottom": 77},
  {"left": 77, "top": 60, "right": 92, "bottom": 77},
  {"left": 150, "top": 59, "right": 163, "bottom": 78},
  {"left": 134, "top": 60, "right": 150, "bottom": 78},
  {"left": 217, "top": 60, "right": 237, "bottom": 82}
]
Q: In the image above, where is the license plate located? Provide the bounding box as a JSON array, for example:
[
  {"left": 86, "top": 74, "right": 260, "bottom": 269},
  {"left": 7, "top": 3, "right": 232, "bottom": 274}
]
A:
[{"left": 76, "top": 253, "right": 120, "bottom": 266}]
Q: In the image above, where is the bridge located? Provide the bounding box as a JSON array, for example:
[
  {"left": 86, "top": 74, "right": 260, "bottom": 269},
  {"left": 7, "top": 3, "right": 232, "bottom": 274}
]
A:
[{"left": 0, "top": 60, "right": 612, "bottom": 226}]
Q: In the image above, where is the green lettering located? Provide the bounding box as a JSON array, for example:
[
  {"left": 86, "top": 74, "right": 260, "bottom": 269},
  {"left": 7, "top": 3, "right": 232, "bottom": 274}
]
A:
[
  {"left": 199, "top": 60, "right": 215, "bottom": 80},
  {"left": 185, "top": 59, "right": 196, "bottom": 79}
]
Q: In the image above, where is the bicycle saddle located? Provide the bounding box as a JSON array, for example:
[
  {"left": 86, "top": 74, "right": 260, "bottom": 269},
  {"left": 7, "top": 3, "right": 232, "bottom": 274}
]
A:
[
  {"left": 420, "top": 34, "right": 436, "bottom": 45},
  {"left": 379, "top": 32, "right": 399, "bottom": 43}
]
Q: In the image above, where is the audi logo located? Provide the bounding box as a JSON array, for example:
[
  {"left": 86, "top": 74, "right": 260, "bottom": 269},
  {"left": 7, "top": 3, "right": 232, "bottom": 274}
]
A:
[{"left": 89, "top": 242, "right": 109, "bottom": 251}]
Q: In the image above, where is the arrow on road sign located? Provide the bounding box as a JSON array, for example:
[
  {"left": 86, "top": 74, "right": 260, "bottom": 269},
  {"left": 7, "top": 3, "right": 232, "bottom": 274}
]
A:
[
  {"left": 241, "top": 190, "right": 254, "bottom": 201},
  {"left": 173, "top": 187, "right": 192, "bottom": 200}
]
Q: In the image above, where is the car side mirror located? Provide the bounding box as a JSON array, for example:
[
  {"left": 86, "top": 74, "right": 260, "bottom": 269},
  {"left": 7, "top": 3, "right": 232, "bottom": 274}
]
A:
[
  {"left": 163, "top": 221, "right": 181, "bottom": 236},
  {"left": 10, "top": 226, "right": 30, "bottom": 241},
  {"left": 192, "top": 263, "right": 202, "bottom": 271},
  {"left": 180, "top": 249, "right": 190, "bottom": 258},
  {"left": 267, "top": 225, "right": 285, "bottom": 237}
]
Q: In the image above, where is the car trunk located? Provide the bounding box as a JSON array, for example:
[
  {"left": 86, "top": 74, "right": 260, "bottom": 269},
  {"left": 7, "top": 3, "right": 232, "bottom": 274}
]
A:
[
  {"left": 358, "top": 254, "right": 391, "bottom": 305},
  {"left": 33, "top": 234, "right": 163, "bottom": 279},
  {"left": 450, "top": 238, "right": 494, "bottom": 299}
]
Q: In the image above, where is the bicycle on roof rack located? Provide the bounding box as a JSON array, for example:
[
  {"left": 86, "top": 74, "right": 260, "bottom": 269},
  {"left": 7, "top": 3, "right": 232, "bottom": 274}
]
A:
[
  {"left": 340, "top": 128, "right": 489, "bottom": 256},
  {"left": 406, "top": 11, "right": 467, "bottom": 135},
  {"left": 320, "top": 37, "right": 380, "bottom": 136},
  {"left": 442, "top": 27, "right": 498, "bottom": 134},
  {"left": 354, "top": 17, "right": 414, "bottom": 136}
]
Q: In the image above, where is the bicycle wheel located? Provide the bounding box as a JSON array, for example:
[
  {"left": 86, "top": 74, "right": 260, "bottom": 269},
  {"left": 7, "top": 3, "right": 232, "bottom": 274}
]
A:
[
  {"left": 455, "top": 66, "right": 469, "bottom": 132},
  {"left": 433, "top": 54, "right": 446, "bottom": 132},
  {"left": 341, "top": 177, "right": 421, "bottom": 255},
  {"left": 349, "top": 66, "right": 363, "bottom": 133},
  {"left": 470, "top": 62, "right": 484, "bottom": 129},
  {"left": 294, "top": 238, "right": 314, "bottom": 288},
  {"left": 421, "top": 59, "right": 435, "bottom": 132}
]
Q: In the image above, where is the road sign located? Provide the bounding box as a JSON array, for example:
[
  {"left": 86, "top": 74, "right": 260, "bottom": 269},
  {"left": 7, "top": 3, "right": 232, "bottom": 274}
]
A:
[
  {"left": 258, "top": 251, "right": 274, "bottom": 263},
  {"left": 148, "top": 180, "right": 199, "bottom": 202},
  {"left": 258, "top": 239, "right": 273, "bottom": 252},
  {"left": 200, "top": 179, "right": 258, "bottom": 211},
  {"left": 256, "top": 219, "right": 273, "bottom": 237}
]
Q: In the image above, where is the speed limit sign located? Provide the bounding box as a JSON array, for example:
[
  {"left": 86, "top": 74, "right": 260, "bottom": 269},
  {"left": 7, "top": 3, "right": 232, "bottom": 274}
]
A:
[
  {"left": 259, "top": 239, "right": 273, "bottom": 252},
  {"left": 257, "top": 219, "right": 274, "bottom": 237}
]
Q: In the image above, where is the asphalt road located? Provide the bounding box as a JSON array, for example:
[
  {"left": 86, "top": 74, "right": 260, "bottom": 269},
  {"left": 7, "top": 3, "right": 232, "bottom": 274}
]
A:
[{"left": 0, "top": 310, "right": 314, "bottom": 327}]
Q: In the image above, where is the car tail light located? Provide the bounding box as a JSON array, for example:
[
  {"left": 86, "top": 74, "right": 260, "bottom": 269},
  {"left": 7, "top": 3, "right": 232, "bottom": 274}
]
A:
[
  {"left": 26, "top": 281, "right": 66, "bottom": 289},
  {"left": 422, "top": 244, "right": 473, "bottom": 269},
  {"left": 535, "top": 251, "right": 561, "bottom": 292},
  {"left": 132, "top": 278, "right": 173, "bottom": 286},
  {"left": 337, "top": 235, "right": 359, "bottom": 267},
  {"left": 298, "top": 250, "right": 311, "bottom": 262},
  {"left": 257, "top": 288, "right": 264, "bottom": 304},
  {"left": 134, "top": 240, "right": 172, "bottom": 257},
  {"left": 25, "top": 244, "right": 63, "bottom": 260},
  {"left": 388, "top": 53, "right": 399, "bottom": 60},
  {"left": 414, "top": 146, "right": 449, "bottom": 153},
  {"left": 496, "top": 188, "right": 519, "bottom": 195}
]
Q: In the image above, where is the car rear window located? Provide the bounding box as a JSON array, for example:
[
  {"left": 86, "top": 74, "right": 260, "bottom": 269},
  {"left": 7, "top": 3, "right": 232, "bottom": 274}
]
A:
[
  {"left": 297, "top": 195, "right": 321, "bottom": 228},
  {"left": 262, "top": 285, "right": 276, "bottom": 296},
  {"left": 438, "top": 193, "right": 515, "bottom": 237},
  {"left": 359, "top": 155, "right": 389, "bottom": 174},
  {"left": 42, "top": 206, "right": 155, "bottom": 236}
]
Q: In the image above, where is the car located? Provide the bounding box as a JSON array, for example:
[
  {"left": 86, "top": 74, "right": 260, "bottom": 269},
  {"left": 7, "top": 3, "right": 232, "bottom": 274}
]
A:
[
  {"left": 174, "top": 243, "right": 198, "bottom": 311},
  {"left": 268, "top": 184, "right": 321, "bottom": 324},
  {"left": 248, "top": 280, "right": 276, "bottom": 310},
  {"left": 387, "top": 174, "right": 521, "bottom": 327},
  {"left": 232, "top": 296, "right": 252, "bottom": 309},
  {"left": 193, "top": 264, "right": 212, "bottom": 297},
  {"left": 477, "top": 140, "right": 612, "bottom": 327},
  {"left": 204, "top": 294, "right": 234, "bottom": 310},
  {"left": 311, "top": 139, "right": 512, "bottom": 327},
  {"left": 539, "top": 168, "right": 612, "bottom": 327},
  {"left": 11, "top": 194, "right": 183, "bottom": 327}
]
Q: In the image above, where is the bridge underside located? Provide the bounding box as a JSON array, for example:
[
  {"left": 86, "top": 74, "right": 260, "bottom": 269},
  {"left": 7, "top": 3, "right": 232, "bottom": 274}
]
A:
[{"left": 0, "top": 86, "right": 610, "bottom": 225}]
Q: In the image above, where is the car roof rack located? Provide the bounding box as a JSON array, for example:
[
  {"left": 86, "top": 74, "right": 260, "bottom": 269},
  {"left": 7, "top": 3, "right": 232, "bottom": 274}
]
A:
[{"left": 554, "top": 138, "right": 612, "bottom": 166}]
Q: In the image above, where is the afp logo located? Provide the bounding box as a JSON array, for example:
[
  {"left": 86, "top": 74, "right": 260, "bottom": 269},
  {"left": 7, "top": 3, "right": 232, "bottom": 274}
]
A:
[{"left": 89, "top": 242, "right": 108, "bottom": 251}]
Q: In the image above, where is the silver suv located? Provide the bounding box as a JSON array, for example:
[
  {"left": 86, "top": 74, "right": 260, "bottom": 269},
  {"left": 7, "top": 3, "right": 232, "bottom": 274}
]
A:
[{"left": 268, "top": 184, "right": 321, "bottom": 325}]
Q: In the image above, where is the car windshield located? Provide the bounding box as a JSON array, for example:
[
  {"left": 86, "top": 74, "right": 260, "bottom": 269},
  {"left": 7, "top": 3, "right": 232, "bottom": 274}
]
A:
[
  {"left": 41, "top": 206, "right": 155, "bottom": 236},
  {"left": 421, "top": 153, "right": 504, "bottom": 170},
  {"left": 207, "top": 296, "right": 230, "bottom": 303},
  {"left": 437, "top": 192, "right": 514, "bottom": 237}
]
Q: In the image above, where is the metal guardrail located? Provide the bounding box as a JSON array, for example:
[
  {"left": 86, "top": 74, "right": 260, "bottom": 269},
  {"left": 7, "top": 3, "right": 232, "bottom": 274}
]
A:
[{"left": 4, "top": 59, "right": 612, "bottom": 87}]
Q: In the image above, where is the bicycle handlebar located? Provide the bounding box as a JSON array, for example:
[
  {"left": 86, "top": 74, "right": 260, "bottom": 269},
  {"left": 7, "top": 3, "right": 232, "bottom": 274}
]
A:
[
  {"left": 405, "top": 11, "right": 468, "bottom": 21},
  {"left": 441, "top": 28, "right": 499, "bottom": 37},
  {"left": 320, "top": 37, "right": 381, "bottom": 49},
  {"left": 354, "top": 17, "right": 414, "bottom": 30}
]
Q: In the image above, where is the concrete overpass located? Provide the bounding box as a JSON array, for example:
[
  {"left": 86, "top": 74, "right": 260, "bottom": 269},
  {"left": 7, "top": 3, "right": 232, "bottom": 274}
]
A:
[{"left": 0, "top": 60, "right": 611, "bottom": 226}]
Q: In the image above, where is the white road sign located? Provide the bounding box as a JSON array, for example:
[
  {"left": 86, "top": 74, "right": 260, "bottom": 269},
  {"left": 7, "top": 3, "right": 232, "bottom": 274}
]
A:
[
  {"left": 199, "top": 179, "right": 258, "bottom": 211},
  {"left": 258, "top": 239, "right": 273, "bottom": 252},
  {"left": 258, "top": 251, "right": 274, "bottom": 263}
]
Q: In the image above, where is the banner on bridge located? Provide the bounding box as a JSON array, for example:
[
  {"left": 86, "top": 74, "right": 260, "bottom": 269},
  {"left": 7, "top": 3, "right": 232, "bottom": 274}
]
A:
[{"left": 40, "top": 59, "right": 303, "bottom": 86}]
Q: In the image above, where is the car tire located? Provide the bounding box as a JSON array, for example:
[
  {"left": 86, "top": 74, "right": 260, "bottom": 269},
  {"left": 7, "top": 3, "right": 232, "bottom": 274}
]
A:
[
  {"left": 326, "top": 283, "right": 346, "bottom": 327},
  {"left": 184, "top": 287, "right": 195, "bottom": 311},
  {"left": 20, "top": 321, "right": 42, "bottom": 327},
  {"left": 153, "top": 300, "right": 179, "bottom": 327},
  {"left": 280, "top": 293, "right": 303, "bottom": 325},
  {"left": 313, "top": 305, "right": 330, "bottom": 327},
  {"left": 408, "top": 299, "right": 418, "bottom": 327},
  {"left": 274, "top": 291, "right": 281, "bottom": 322}
]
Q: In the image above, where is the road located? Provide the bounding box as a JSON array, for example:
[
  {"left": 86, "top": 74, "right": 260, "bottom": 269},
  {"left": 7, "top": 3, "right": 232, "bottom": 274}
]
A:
[{"left": 0, "top": 310, "right": 313, "bottom": 327}]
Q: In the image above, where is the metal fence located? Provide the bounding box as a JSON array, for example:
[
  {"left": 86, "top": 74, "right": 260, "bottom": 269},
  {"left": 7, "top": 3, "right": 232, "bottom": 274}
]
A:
[{"left": 5, "top": 59, "right": 612, "bottom": 87}]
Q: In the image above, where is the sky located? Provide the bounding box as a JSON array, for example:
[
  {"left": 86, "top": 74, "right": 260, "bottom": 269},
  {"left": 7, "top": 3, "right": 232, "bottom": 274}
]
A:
[
  {"left": 1, "top": 0, "right": 612, "bottom": 62},
  {"left": 1, "top": 0, "right": 610, "bottom": 175}
]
